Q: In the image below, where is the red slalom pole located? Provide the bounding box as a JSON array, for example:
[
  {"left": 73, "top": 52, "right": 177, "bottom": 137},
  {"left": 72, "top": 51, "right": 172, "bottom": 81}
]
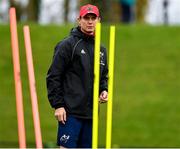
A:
[
  {"left": 9, "top": 7, "right": 26, "bottom": 148},
  {"left": 23, "top": 26, "right": 43, "bottom": 148}
]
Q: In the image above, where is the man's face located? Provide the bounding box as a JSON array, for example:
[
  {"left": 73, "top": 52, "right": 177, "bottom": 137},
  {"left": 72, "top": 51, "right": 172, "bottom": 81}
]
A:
[{"left": 78, "top": 13, "right": 100, "bottom": 34}]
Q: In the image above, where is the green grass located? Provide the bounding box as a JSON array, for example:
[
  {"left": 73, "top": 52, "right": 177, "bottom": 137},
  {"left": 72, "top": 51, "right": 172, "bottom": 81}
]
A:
[{"left": 0, "top": 23, "right": 180, "bottom": 147}]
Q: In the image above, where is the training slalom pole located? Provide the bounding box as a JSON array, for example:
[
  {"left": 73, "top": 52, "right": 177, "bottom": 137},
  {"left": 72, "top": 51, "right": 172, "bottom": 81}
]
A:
[
  {"left": 106, "top": 26, "right": 115, "bottom": 148},
  {"left": 9, "top": 7, "right": 26, "bottom": 148},
  {"left": 92, "top": 22, "right": 101, "bottom": 149},
  {"left": 23, "top": 26, "right": 43, "bottom": 148}
]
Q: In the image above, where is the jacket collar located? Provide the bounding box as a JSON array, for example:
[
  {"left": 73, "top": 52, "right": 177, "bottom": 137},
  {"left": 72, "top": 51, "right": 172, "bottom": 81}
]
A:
[{"left": 70, "top": 26, "right": 95, "bottom": 41}]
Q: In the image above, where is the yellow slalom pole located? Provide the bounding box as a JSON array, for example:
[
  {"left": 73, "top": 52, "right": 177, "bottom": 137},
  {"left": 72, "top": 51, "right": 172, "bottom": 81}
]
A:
[
  {"left": 92, "top": 22, "right": 101, "bottom": 149},
  {"left": 106, "top": 26, "right": 115, "bottom": 148}
]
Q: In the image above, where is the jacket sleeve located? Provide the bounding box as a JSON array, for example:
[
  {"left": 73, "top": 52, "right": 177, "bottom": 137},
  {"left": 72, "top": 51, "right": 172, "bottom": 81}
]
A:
[
  {"left": 46, "top": 40, "right": 71, "bottom": 109},
  {"left": 99, "top": 47, "right": 108, "bottom": 93}
]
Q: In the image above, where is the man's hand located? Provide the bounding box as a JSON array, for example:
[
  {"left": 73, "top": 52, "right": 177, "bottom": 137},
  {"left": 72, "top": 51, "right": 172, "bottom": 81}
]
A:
[
  {"left": 54, "top": 107, "right": 66, "bottom": 124},
  {"left": 99, "top": 90, "right": 108, "bottom": 103}
]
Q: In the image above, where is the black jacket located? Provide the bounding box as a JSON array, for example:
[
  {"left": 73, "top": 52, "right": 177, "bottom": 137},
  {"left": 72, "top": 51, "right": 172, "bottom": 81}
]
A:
[{"left": 46, "top": 27, "right": 108, "bottom": 119}]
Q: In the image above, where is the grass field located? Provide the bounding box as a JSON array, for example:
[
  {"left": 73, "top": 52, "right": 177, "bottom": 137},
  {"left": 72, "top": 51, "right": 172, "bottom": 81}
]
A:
[{"left": 0, "top": 24, "right": 180, "bottom": 148}]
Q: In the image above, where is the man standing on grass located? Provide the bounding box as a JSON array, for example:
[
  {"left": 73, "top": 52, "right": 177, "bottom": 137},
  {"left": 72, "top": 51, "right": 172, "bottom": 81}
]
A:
[{"left": 46, "top": 4, "right": 108, "bottom": 148}]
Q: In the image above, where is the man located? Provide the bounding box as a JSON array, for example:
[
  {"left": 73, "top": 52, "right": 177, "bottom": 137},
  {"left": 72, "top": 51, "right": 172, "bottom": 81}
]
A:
[{"left": 46, "top": 4, "right": 108, "bottom": 148}]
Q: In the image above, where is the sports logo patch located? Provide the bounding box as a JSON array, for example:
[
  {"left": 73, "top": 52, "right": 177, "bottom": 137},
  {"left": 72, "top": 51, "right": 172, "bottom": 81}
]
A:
[{"left": 60, "top": 134, "right": 70, "bottom": 143}]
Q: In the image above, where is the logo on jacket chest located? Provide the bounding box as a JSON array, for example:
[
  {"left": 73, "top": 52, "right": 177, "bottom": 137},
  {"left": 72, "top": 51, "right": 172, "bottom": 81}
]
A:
[
  {"left": 100, "top": 51, "right": 105, "bottom": 66},
  {"left": 80, "top": 49, "right": 86, "bottom": 54},
  {"left": 79, "top": 49, "right": 105, "bottom": 66}
]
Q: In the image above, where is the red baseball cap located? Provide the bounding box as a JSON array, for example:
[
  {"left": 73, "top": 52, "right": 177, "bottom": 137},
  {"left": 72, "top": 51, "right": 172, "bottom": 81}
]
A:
[{"left": 79, "top": 4, "right": 99, "bottom": 17}]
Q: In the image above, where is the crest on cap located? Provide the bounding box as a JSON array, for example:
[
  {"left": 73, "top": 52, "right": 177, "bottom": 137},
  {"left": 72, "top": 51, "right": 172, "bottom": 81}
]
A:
[{"left": 87, "top": 6, "right": 93, "bottom": 11}]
